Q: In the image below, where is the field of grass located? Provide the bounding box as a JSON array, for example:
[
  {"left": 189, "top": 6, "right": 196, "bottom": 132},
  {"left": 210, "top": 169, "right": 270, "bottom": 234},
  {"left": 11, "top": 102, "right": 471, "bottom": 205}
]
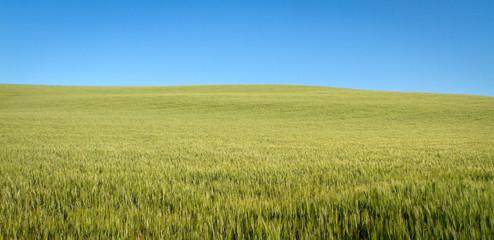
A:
[{"left": 1, "top": 84, "right": 493, "bottom": 239}]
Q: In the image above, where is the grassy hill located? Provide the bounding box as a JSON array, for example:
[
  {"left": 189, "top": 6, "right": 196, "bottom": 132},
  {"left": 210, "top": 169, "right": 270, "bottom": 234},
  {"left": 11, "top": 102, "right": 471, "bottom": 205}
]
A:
[{"left": 1, "top": 84, "right": 493, "bottom": 239}]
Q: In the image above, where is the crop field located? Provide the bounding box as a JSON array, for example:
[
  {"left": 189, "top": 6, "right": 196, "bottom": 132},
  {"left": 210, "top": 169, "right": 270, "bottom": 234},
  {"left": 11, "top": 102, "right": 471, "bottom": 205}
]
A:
[{"left": 1, "top": 84, "right": 493, "bottom": 239}]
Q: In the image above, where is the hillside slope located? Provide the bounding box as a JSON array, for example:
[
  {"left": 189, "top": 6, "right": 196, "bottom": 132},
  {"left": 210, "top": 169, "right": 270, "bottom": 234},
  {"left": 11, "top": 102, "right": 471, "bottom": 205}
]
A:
[{"left": 1, "top": 84, "right": 493, "bottom": 239}]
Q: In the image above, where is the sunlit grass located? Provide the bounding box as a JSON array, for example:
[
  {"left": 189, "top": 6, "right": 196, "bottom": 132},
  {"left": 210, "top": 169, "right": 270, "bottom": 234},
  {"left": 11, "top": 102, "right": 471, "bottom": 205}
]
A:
[{"left": 1, "top": 84, "right": 493, "bottom": 239}]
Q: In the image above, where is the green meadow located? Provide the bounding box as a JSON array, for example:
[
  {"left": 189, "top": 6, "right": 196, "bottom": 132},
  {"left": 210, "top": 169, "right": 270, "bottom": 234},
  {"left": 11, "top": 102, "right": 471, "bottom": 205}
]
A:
[{"left": 1, "top": 84, "right": 493, "bottom": 239}]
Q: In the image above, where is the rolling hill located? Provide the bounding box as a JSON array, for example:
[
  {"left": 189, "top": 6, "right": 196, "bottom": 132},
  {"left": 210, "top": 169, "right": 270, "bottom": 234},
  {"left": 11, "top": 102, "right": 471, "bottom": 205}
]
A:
[{"left": 1, "top": 84, "right": 493, "bottom": 239}]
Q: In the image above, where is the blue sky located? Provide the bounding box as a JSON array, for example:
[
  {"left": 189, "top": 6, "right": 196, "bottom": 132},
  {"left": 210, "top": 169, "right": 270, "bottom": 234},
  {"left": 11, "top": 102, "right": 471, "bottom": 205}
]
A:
[{"left": 1, "top": 1, "right": 493, "bottom": 96}]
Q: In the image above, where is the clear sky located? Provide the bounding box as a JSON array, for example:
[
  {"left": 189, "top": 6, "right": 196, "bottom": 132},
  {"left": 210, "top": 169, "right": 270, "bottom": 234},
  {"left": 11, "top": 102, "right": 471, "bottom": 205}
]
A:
[{"left": 1, "top": 1, "right": 493, "bottom": 96}]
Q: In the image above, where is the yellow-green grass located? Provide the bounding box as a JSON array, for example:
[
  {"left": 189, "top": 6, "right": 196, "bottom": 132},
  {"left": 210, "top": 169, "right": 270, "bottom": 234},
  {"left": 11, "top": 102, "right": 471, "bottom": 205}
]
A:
[{"left": 1, "top": 84, "right": 493, "bottom": 239}]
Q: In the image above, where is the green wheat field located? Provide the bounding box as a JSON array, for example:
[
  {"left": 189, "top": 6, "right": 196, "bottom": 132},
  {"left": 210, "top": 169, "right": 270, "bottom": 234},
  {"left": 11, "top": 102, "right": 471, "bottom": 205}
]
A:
[{"left": 1, "top": 84, "right": 493, "bottom": 239}]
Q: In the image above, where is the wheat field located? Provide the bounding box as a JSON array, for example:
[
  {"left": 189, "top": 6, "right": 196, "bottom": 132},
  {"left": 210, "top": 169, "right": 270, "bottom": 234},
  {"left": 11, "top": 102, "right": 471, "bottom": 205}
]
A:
[{"left": 1, "top": 84, "right": 493, "bottom": 239}]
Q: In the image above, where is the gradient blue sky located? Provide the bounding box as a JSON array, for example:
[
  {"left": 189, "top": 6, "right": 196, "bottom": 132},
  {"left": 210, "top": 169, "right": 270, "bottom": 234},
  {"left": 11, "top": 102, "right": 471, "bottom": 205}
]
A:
[{"left": 1, "top": 1, "right": 493, "bottom": 96}]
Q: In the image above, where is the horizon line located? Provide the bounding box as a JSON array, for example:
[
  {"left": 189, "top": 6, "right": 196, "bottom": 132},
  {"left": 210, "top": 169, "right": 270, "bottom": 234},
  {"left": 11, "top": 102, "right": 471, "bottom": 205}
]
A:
[{"left": 1, "top": 83, "right": 493, "bottom": 97}]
